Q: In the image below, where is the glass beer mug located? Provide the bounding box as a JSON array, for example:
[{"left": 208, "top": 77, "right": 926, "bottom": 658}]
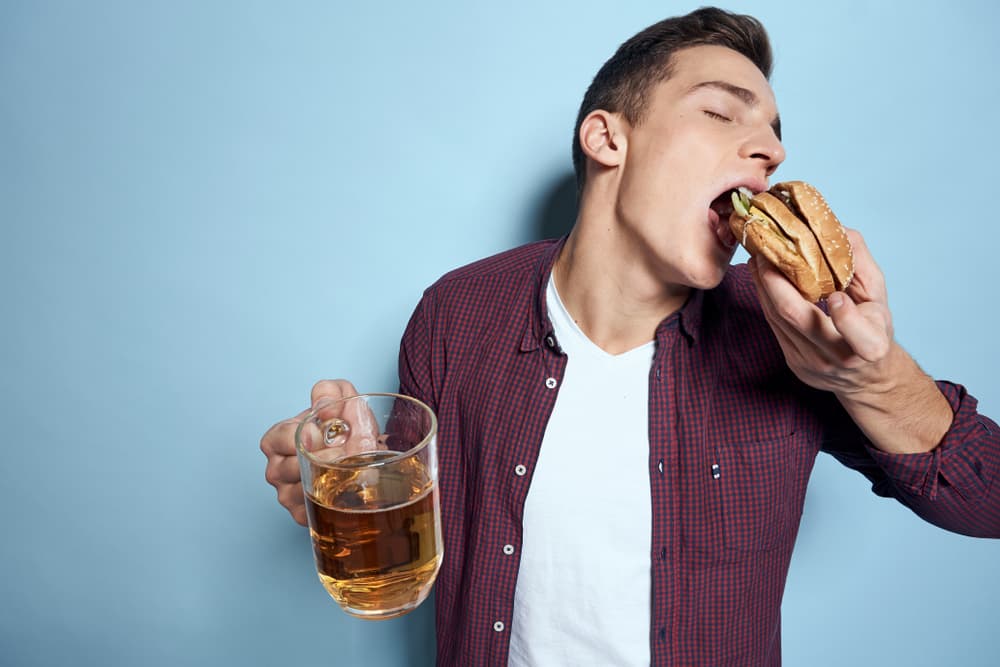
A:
[{"left": 295, "top": 393, "right": 443, "bottom": 620}]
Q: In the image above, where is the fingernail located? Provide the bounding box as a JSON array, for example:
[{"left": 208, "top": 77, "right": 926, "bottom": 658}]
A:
[{"left": 829, "top": 292, "right": 845, "bottom": 309}]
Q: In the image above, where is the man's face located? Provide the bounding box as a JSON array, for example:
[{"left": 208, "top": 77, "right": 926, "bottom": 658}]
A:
[{"left": 614, "top": 44, "right": 785, "bottom": 289}]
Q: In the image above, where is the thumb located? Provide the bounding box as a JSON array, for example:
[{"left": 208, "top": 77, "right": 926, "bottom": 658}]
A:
[{"left": 827, "top": 292, "right": 891, "bottom": 362}]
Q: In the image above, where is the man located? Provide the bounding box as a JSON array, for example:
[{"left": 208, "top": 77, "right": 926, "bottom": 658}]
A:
[{"left": 261, "top": 7, "right": 1000, "bottom": 665}]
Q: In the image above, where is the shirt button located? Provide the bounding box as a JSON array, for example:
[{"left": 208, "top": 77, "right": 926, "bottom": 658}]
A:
[
  {"left": 545, "top": 335, "right": 556, "bottom": 348},
  {"left": 493, "top": 621, "right": 505, "bottom": 632},
  {"left": 545, "top": 377, "right": 557, "bottom": 389},
  {"left": 514, "top": 464, "right": 527, "bottom": 476},
  {"left": 502, "top": 544, "right": 515, "bottom": 555}
]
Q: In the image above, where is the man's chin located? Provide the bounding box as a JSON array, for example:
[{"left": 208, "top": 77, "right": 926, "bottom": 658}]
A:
[
  {"left": 680, "top": 264, "right": 729, "bottom": 291},
  {"left": 703, "top": 247, "right": 741, "bottom": 286}
]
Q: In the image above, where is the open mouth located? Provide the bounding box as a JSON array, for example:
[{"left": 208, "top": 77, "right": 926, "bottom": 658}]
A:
[{"left": 709, "top": 191, "right": 737, "bottom": 250}]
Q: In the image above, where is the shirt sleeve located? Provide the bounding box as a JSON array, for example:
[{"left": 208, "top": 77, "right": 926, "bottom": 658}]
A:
[
  {"left": 824, "top": 381, "right": 1000, "bottom": 538},
  {"left": 397, "top": 291, "right": 438, "bottom": 412}
]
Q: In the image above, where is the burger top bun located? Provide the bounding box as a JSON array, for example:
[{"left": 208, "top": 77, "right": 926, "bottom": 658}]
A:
[{"left": 773, "top": 181, "right": 854, "bottom": 291}]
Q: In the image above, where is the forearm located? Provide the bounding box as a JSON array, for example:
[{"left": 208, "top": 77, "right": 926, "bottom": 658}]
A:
[{"left": 835, "top": 342, "right": 954, "bottom": 454}]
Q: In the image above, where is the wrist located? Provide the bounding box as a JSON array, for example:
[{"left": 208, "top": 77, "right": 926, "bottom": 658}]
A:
[{"left": 835, "top": 344, "right": 953, "bottom": 454}]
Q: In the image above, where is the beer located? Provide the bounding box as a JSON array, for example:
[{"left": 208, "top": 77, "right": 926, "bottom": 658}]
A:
[{"left": 305, "top": 450, "right": 442, "bottom": 619}]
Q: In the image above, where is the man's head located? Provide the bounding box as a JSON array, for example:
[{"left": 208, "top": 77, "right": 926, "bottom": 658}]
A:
[
  {"left": 569, "top": 8, "right": 785, "bottom": 291},
  {"left": 572, "top": 7, "right": 774, "bottom": 194}
]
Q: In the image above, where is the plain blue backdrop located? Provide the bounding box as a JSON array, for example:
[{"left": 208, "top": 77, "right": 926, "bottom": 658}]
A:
[{"left": 3, "top": 1, "right": 999, "bottom": 665}]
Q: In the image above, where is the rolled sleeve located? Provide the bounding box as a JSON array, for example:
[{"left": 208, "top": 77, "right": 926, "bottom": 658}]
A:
[{"left": 864, "top": 382, "right": 1000, "bottom": 536}]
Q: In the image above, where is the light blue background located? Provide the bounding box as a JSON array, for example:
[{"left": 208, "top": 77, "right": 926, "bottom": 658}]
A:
[{"left": 3, "top": 1, "right": 998, "bottom": 665}]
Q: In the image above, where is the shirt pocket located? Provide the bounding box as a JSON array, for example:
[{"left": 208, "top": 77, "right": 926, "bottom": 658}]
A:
[{"left": 712, "top": 429, "right": 812, "bottom": 552}]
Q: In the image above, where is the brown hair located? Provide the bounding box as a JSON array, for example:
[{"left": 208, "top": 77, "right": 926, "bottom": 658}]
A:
[{"left": 571, "top": 7, "right": 773, "bottom": 193}]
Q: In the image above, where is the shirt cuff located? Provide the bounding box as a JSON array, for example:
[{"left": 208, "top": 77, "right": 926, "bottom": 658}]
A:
[{"left": 864, "top": 381, "right": 993, "bottom": 503}]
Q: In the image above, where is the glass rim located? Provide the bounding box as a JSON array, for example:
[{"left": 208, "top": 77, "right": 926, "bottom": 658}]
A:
[{"left": 294, "top": 392, "right": 437, "bottom": 469}]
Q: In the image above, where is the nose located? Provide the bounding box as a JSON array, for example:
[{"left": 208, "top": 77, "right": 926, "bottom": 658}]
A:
[{"left": 741, "top": 126, "right": 785, "bottom": 178}]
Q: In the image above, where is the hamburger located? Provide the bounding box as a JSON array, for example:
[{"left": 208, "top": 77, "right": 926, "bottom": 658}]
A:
[{"left": 729, "top": 181, "right": 854, "bottom": 302}]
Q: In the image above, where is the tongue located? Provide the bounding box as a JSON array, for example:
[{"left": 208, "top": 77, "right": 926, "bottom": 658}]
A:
[
  {"left": 715, "top": 214, "right": 737, "bottom": 248},
  {"left": 708, "top": 205, "right": 736, "bottom": 250},
  {"left": 710, "top": 194, "right": 737, "bottom": 247}
]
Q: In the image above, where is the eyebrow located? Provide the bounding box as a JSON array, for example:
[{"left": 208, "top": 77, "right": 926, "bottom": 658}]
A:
[{"left": 688, "top": 79, "right": 782, "bottom": 140}]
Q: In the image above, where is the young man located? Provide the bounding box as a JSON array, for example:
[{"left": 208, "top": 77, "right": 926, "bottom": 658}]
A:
[{"left": 261, "top": 7, "right": 1000, "bottom": 665}]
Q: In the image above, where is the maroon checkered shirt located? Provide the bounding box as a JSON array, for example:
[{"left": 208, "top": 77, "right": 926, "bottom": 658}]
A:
[{"left": 397, "top": 238, "right": 1000, "bottom": 666}]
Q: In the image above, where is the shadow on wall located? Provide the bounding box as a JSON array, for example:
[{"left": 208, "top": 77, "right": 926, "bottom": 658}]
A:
[
  {"left": 402, "top": 599, "right": 436, "bottom": 666},
  {"left": 529, "top": 170, "right": 578, "bottom": 241}
]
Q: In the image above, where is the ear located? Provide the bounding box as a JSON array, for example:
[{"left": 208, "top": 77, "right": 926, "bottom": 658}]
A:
[{"left": 578, "top": 110, "right": 627, "bottom": 169}]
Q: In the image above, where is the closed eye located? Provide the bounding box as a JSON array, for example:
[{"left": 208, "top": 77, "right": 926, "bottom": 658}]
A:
[{"left": 703, "top": 110, "right": 732, "bottom": 122}]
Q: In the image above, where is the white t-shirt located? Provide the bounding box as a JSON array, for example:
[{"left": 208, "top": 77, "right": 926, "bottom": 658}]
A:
[{"left": 508, "top": 275, "right": 654, "bottom": 666}]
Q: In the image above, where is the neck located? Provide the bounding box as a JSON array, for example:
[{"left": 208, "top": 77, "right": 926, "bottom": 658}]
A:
[{"left": 553, "top": 199, "right": 690, "bottom": 355}]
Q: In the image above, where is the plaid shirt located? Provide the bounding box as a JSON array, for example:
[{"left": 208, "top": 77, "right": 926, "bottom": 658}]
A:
[{"left": 397, "top": 238, "right": 1000, "bottom": 666}]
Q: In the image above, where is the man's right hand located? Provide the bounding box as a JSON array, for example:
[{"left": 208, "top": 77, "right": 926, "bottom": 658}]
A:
[{"left": 260, "top": 379, "right": 360, "bottom": 526}]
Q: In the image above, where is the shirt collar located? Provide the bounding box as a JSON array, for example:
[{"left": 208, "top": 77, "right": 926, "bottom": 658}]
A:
[
  {"left": 520, "top": 237, "right": 566, "bottom": 352},
  {"left": 673, "top": 288, "right": 705, "bottom": 345}
]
